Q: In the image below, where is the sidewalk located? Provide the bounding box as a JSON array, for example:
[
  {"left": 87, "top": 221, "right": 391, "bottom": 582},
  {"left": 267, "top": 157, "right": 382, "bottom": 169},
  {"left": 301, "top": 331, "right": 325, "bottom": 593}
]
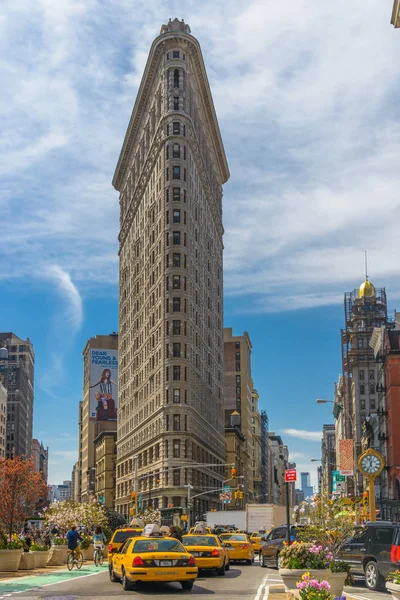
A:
[{"left": 0, "top": 559, "right": 98, "bottom": 581}]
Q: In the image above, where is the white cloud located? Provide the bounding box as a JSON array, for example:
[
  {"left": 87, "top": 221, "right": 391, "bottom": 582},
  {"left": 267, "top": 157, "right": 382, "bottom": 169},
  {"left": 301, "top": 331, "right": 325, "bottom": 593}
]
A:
[
  {"left": 1, "top": 0, "right": 400, "bottom": 311},
  {"left": 289, "top": 452, "right": 307, "bottom": 461},
  {"left": 46, "top": 265, "right": 83, "bottom": 332},
  {"left": 283, "top": 429, "right": 322, "bottom": 442}
]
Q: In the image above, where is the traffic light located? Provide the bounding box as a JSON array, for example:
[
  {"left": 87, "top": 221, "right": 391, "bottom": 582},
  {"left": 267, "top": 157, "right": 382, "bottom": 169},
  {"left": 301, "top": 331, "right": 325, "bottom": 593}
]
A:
[
  {"left": 131, "top": 491, "right": 137, "bottom": 515},
  {"left": 231, "top": 467, "right": 237, "bottom": 479},
  {"left": 239, "top": 491, "right": 244, "bottom": 499},
  {"left": 362, "top": 491, "right": 369, "bottom": 506}
]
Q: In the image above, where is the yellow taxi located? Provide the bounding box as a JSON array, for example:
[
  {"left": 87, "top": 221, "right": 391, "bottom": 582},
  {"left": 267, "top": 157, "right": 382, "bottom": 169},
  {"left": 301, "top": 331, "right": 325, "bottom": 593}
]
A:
[
  {"left": 110, "top": 530, "right": 198, "bottom": 591},
  {"left": 188, "top": 526, "right": 212, "bottom": 534},
  {"left": 182, "top": 534, "right": 230, "bottom": 575},
  {"left": 249, "top": 532, "right": 263, "bottom": 552},
  {"left": 219, "top": 532, "right": 254, "bottom": 565},
  {"left": 107, "top": 528, "right": 143, "bottom": 568}
]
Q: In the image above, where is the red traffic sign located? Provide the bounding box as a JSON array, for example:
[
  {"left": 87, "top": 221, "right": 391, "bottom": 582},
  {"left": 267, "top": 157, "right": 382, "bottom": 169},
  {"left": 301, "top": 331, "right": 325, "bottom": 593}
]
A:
[{"left": 285, "top": 469, "right": 297, "bottom": 482}]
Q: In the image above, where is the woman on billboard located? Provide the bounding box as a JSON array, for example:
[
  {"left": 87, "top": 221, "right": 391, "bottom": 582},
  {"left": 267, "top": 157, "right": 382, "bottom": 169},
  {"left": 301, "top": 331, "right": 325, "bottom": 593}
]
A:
[{"left": 90, "top": 368, "right": 117, "bottom": 421}]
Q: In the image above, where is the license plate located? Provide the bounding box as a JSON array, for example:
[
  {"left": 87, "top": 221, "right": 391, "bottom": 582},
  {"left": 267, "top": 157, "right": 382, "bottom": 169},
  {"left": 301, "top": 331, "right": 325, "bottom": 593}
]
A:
[
  {"left": 160, "top": 560, "right": 172, "bottom": 566},
  {"left": 156, "top": 571, "right": 178, "bottom": 575}
]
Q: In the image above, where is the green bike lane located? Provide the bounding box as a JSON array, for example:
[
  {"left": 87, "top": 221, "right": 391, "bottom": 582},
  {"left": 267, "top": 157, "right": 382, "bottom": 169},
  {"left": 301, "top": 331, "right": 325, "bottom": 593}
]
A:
[{"left": 0, "top": 564, "right": 107, "bottom": 597}]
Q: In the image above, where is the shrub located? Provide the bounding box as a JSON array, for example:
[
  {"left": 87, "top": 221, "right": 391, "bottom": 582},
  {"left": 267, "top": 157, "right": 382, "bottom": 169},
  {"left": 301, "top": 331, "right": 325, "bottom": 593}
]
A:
[
  {"left": 30, "top": 543, "right": 48, "bottom": 551},
  {"left": 280, "top": 542, "right": 333, "bottom": 570},
  {"left": 387, "top": 570, "right": 400, "bottom": 584}
]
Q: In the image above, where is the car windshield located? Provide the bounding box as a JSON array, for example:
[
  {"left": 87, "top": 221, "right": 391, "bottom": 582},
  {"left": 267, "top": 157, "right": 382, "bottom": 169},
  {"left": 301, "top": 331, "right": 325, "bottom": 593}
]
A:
[
  {"left": 182, "top": 536, "right": 217, "bottom": 546},
  {"left": 220, "top": 534, "right": 246, "bottom": 541},
  {"left": 133, "top": 539, "right": 185, "bottom": 553},
  {"left": 113, "top": 530, "right": 142, "bottom": 543}
]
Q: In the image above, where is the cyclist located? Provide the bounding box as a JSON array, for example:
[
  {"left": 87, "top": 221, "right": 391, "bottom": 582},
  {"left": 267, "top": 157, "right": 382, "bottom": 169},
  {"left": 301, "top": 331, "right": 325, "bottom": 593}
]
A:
[
  {"left": 67, "top": 525, "right": 82, "bottom": 561},
  {"left": 93, "top": 526, "right": 106, "bottom": 561}
]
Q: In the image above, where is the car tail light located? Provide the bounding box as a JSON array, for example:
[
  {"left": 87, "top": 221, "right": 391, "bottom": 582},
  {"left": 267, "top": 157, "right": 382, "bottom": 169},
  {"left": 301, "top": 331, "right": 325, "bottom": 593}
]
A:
[
  {"left": 242, "top": 544, "right": 249, "bottom": 549},
  {"left": 391, "top": 545, "right": 400, "bottom": 563},
  {"left": 107, "top": 544, "right": 113, "bottom": 553},
  {"left": 187, "top": 555, "right": 196, "bottom": 566},
  {"left": 133, "top": 556, "right": 145, "bottom": 567},
  {"left": 211, "top": 549, "right": 220, "bottom": 557}
]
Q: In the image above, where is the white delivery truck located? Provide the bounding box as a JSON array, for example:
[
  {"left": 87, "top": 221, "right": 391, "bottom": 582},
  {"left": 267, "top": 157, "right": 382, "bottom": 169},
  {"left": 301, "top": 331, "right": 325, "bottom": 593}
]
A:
[{"left": 206, "top": 504, "right": 287, "bottom": 533}]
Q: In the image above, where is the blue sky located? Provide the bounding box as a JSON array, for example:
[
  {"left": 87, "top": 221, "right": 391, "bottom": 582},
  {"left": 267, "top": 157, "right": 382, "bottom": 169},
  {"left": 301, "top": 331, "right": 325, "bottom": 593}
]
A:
[{"left": 1, "top": 0, "right": 399, "bottom": 487}]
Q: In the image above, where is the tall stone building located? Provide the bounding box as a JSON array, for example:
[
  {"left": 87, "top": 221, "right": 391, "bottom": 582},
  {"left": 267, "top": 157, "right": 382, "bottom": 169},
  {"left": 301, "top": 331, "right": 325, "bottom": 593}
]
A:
[
  {"left": 79, "top": 333, "right": 118, "bottom": 502},
  {"left": 113, "top": 18, "right": 229, "bottom": 524},
  {"left": 339, "top": 278, "right": 388, "bottom": 493},
  {"left": 392, "top": 0, "right": 400, "bottom": 27},
  {"left": 321, "top": 424, "right": 335, "bottom": 495},
  {"left": 223, "top": 328, "right": 259, "bottom": 503},
  {"left": 31, "top": 439, "right": 49, "bottom": 482},
  {"left": 0, "top": 333, "right": 34, "bottom": 458}
]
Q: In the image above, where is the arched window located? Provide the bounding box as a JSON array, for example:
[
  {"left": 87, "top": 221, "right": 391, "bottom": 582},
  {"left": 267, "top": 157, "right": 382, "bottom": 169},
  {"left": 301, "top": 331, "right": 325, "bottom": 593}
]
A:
[
  {"left": 173, "top": 143, "right": 180, "bottom": 158},
  {"left": 174, "top": 69, "right": 179, "bottom": 88}
]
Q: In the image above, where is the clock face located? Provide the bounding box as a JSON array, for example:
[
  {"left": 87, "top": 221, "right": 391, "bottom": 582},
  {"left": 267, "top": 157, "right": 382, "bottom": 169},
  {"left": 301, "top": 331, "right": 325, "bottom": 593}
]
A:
[{"left": 361, "top": 454, "right": 382, "bottom": 474}]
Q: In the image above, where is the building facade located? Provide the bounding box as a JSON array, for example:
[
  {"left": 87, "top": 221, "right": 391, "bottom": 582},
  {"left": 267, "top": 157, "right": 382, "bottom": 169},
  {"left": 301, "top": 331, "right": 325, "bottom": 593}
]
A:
[
  {"left": 269, "top": 433, "right": 288, "bottom": 506},
  {"left": 94, "top": 427, "right": 117, "bottom": 509},
  {"left": 31, "top": 439, "right": 49, "bottom": 482},
  {"left": 0, "top": 381, "right": 6, "bottom": 460},
  {"left": 79, "top": 333, "right": 118, "bottom": 502},
  {"left": 0, "top": 333, "right": 34, "bottom": 458},
  {"left": 113, "top": 19, "right": 229, "bottom": 524},
  {"left": 321, "top": 424, "right": 335, "bottom": 495},
  {"left": 370, "top": 326, "right": 400, "bottom": 520},
  {"left": 71, "top": 462, "right": 80, "bottom": 502},
  {"left": 300, "top": 472, "right": 314, "bottom": 499}
]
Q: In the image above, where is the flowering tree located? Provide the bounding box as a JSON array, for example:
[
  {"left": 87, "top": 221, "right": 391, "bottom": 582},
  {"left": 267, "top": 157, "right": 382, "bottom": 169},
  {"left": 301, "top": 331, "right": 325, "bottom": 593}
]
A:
[
  {"left": 136, "top": 507, "right": 162, "bottom": 525},
  {"left": 295, "top": 496, "right": 356, "bottom": 553},
  {"left": 42, "top": 500, "right": 107, "bottom": 534},
  {"left": 0, "top": 456, "right": 48, "bottom": 543}
]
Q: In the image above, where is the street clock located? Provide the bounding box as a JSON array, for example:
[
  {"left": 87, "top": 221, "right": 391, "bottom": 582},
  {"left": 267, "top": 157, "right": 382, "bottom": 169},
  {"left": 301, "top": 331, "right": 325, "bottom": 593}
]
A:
[{"left": 357, "top": 448, "right": 385, "bottom": 478}]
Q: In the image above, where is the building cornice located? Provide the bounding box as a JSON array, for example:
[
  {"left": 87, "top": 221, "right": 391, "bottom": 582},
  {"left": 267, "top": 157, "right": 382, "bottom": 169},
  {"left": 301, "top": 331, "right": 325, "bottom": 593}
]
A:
[{"left": 112, "top": 31, "right": 229, "bottom": 192}]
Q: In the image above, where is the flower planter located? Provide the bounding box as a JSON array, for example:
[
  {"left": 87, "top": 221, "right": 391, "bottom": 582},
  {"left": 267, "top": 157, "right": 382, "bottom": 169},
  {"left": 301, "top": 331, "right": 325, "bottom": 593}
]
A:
[
  {"left": 19, "top": 552, "right": 36, "bottom": 570},
  {"left": 47, "top": 545, "right": 68, "bottom": 566},
  {"left": 387, "top": 582, "right": 400, "bottom": 600},
  {"left": 0, "top": 549, "right": 23, "bottom": 572},
  {"left": 279, "top": 569, "right": 347, "bottom": 597},
  {"left": 81, "top": 546, "right": 93, "bottom": 561},
  {"left": 31, "top": 550, "right": 50, "bottom": 568}
]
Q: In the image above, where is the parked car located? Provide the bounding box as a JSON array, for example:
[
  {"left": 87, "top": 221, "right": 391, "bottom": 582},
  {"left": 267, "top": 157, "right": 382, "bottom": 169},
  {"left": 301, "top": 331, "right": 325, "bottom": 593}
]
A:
[
  {"left": 336, "top": 521, "right": 400, "bottom": 590},
  {"left": 259, "top": 525, "right": 301, "bottom": 568}
]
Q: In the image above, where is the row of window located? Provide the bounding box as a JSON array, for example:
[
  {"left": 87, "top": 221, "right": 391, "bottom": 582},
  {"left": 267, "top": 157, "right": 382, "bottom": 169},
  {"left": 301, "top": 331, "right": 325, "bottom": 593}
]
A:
[
  {"left": 359, "top": 384, "right": 376, "bottom": 395},
  {"left": 166, "top": 121, "right": 186, "bottom": 137},
  {"left": 166, "top": 275, "right": 187, "bottom": 290},
  {"left": 359, "top": 369, "right": 375, "bottom": 380},
  {"left": 166, "top": 253, "right": 187, "bottom": 269},
  {"left": 166, "top": 51, "right": 185, "bottom": 60},
  {"left": 166, "top": 389, "right": 187, "bottom": 404},
  {"left": 166, "top": 365, "right": 188, "bottom": 381},
  {"left": 166, "top": 342, "right": 186, "bottom": 357},
  {"left": 360, "top": 398, "right": 376, "bottom": 410},
  {"left": 165, "top": 320, "right": 186, "bottom": 335},
  {"left": 165, "top": 231, "right": 187, "bottom": 246}
]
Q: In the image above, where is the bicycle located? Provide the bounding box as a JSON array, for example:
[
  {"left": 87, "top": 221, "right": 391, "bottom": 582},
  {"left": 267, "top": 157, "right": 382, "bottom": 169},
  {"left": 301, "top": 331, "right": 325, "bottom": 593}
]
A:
[
  {"left": 67, "top": 547, "right": 83, "bottom": 571},
  {"left": 93, "top": 544, "right": 104, "bottom": 567}
]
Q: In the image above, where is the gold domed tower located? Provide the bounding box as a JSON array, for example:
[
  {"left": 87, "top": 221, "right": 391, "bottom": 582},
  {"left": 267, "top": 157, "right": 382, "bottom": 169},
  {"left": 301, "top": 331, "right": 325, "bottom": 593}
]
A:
[{"left": 340, "top": 266, "right": 388, "bottom": 495}]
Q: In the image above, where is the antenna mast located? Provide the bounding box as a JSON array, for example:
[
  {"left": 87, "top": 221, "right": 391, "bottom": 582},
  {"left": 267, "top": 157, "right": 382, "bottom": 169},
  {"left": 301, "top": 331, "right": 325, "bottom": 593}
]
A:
[{"left": 365, "top": 250, "right": 368, "bottom": 281}]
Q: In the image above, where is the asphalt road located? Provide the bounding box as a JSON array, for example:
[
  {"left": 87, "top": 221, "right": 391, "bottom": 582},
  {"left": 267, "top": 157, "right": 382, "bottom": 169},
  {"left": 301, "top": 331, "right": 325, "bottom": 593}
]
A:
[{"left": 0, "top": 561, "right": 392, "bottom": 600}]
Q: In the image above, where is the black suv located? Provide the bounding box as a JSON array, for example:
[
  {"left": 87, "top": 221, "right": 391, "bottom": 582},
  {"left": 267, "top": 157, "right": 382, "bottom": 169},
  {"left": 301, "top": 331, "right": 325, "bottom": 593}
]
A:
[{"left": 336, "top": 521, "right": 400, "bottom": 590}]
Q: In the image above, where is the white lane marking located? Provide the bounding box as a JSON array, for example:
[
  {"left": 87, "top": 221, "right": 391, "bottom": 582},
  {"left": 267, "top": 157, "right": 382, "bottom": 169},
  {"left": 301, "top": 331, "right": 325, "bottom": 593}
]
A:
[
  {"left": 8, "top": 570, "right": 103, "bottom": 596},
  {"left": 254, "top": 575, "right": 269, "bottom": 600},
  {"left": 263, "top": 585, "right": 270, "bottom": 600}
]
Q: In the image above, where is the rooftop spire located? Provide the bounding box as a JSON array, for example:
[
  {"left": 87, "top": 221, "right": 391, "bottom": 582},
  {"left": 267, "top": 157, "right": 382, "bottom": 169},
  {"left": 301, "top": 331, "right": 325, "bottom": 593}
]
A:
[{"left": 160, "top": 18, "right": 191, "bottom": 35}]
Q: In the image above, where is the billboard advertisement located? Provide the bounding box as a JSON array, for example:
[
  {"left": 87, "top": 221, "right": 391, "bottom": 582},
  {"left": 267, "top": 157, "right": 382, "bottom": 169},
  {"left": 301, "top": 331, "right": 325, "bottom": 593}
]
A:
[
  {"left": 339, "top": 439, "right": 354, "bottom": 476},
  {"left": 89, "top": 348, "right": 118, "bottom": 422}
]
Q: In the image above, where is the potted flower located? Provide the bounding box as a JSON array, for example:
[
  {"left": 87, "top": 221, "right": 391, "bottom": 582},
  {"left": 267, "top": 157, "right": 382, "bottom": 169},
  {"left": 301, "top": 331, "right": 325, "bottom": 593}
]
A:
[
  {"left": 0, "top": 535, "right": 24, "bottom": 572},
  {"left": 386, "top": 570, "right": 400, "bottom": 600},
  {"left": 30, "top": 542, "right": 50, "bottom": 568},
  {"left": 296, "top": 572, "right": 343, "bottom": 600},
  {"left": 279, "top": 543, "right": 348, "bottom": 596},
  {"left": 47, "top": 535, "right": 68, "bottom": 566}
]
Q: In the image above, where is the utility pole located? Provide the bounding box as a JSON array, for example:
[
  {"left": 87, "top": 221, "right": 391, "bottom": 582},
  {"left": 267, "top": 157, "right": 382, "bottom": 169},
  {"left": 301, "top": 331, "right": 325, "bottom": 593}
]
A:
[{"left": 184, "top": 484, "right": 193, "bottom": 528}]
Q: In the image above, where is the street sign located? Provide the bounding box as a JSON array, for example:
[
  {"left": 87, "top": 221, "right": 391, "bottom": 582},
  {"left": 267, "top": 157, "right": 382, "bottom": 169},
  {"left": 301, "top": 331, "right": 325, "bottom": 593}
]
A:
[
  {"left": 285, "top": 469, "right": 297, "bottom": 482},
  {"left": 340, "top": 470, "right": 353, "bottom": 476},
  {"left": 336, "top": 475, "right": 346, "bottom": 482}
]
